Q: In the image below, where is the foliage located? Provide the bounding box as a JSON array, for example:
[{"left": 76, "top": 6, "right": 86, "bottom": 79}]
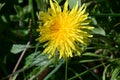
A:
[{"left": 0, "top": 0, "right": 120, "bottom": 80}]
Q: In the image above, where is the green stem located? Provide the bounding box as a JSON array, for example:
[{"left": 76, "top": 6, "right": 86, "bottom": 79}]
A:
[
  {"left": 44, "top": 61, "right": 63, "bottom": 80},
  {"left": 54, "top": 50, "right": 59, "bottom": 67},
  {"left": 68, "top": 63, "right": 105, "bottom": 80},
  {"left": 34, "top": 42, "right": 40, "bottom": 53},
  {"left": 90, "top": 13, "right": 120, "bottom": 17},
  {"left": 29, "top": 0, "right": 35, "bottom": 26},
  {"left": 65, "top": 57, "right": 68, "bottom": 80}
]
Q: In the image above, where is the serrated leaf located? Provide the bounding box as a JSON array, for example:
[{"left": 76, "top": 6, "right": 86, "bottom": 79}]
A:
[
  {"left": 33, "top": 53, "right": 49, "bottom": 66},
  {"left": 24, "top": 52, "right": 50, "bottom": 68},
  {"left": 24, "top": 52, "right": 39, "bottom": 68}
]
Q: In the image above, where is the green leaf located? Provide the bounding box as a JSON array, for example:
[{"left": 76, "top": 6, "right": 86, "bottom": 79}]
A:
[
  {"left": 102, "top": 64, "right": 110, "bottom": 80},
  {"left": 68, "top": 64, "right": 104, "bottom": 80},
  {"left": 36, "top": 0, "right": 45, "bottom": 11},
  {"left": 24, "top": 52, "right": 50, "bottom": 68},
  {"left": 24, "top": 52, "right": 39, "bottom": 68},
  {"left": 18, "top": 0, "right": 23, "bottom": 3},
  {"left": 92, "top": 27, "right": 106, "bottom": 36},
  {"left": 14, "top": 5, "right": 23, "bottom": 17},
  {"left": 44, "top": 61, "right": 63, "bottom": 80},
  {"left": 68, "top": 0, "right": 81, "bottom": 9},
  {"left": 1, "top": 15, "right": 8, "bottom": 23},
  {"left": 24, "top": 52, "right": 54, "bottom": 79},
  {"left": 23, "top": 5, "right": 32, "bottom": 14},
  {"left": 83, "top": 52, "right": 105, "bottom": 57},
  {"left": 111, "top": 66, "right": 120, "bottom": 80},
  {"left": 10, "top": 44, "right": 30, "bottom": 54},
  {"left": 10, "top": 15, "right": 19, "bottom": 21},
  {"left": 32, "top": 53, "right": 50, "bottom": 67},
  {"left": 91, "top": 17, "right": 98, "bottom": 25},
  {"left": 12, "top": 29, "right": 30, "bottom": 37},
  {"left": 0, "top": 3, "right": 5, "bottom": 11},
  {"left": 56, "top": 0, "right": 62, "bottom": 3}
]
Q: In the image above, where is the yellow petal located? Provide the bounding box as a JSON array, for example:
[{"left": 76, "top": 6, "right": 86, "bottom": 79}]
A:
[
  {"left": 50, "top": 0, "right": 56, "bottom": 13},
  {"left": 53, "top": 0, "right": 61, "bottom": 13},
  {"left": 37, "top": 1, "right": 94, "bottom": 59},
  {"left": 63, "top": 0, "right": 68, "bottom": 12}
]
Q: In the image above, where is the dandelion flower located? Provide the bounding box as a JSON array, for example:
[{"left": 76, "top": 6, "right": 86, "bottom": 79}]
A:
[{"left": 36, "top": 0, "right": 94, "bottom": 59}]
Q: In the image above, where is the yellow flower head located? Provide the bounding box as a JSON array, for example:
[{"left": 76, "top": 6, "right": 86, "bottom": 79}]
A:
[{"left": 37, "top": 0, "right": 94, "bottom": 59}]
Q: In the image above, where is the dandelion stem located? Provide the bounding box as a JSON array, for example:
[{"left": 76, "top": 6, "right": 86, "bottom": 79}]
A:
[
  {"left": 65, "top": 57, "right": 68, "bottom": 80},
  {"left": 54, "top": 50, "right": 58, "bottom": 66}
]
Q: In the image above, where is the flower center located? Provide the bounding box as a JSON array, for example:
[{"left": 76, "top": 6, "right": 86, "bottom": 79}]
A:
[{"left": 50, "top": 20, "right": 61, "bottom": 32}]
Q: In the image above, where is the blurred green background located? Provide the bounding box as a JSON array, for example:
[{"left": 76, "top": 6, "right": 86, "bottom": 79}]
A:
[{"left": 0, "top": 0, "right": 120, "bottom": 80}]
